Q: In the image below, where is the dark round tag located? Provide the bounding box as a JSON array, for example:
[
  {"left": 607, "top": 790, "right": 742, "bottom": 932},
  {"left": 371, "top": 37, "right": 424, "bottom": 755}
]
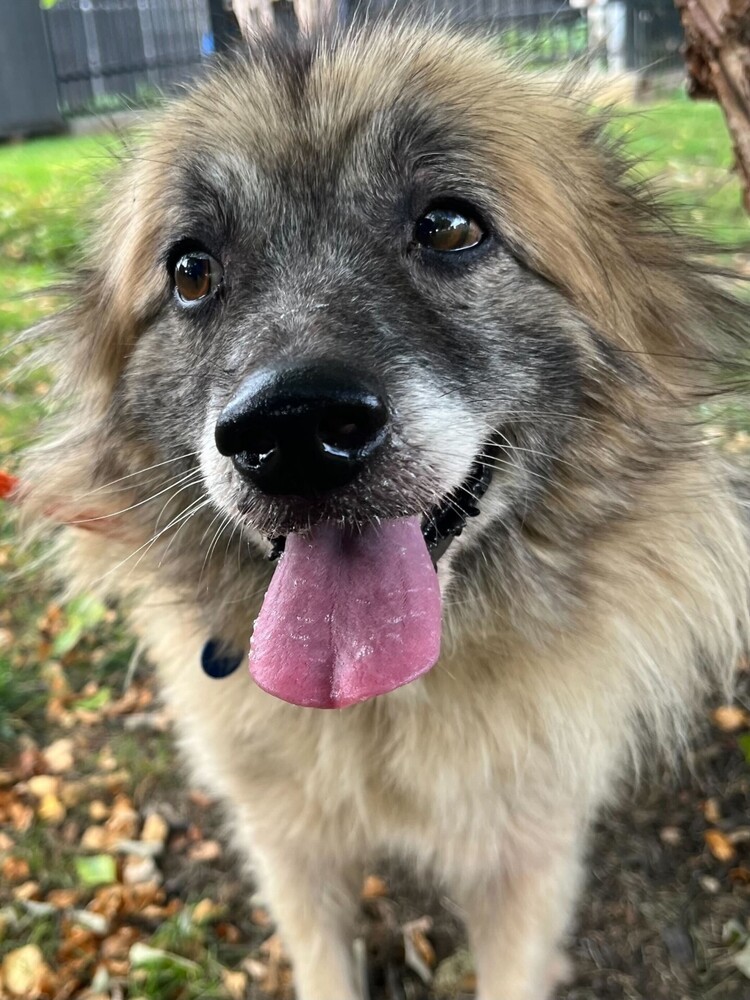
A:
[{"left": 201, "top": 639, "right": 244, "bottom": 679}]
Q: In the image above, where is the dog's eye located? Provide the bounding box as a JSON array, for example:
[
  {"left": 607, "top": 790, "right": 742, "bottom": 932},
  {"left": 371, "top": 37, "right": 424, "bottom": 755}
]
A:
[
  {"left": 414, "top": 205, "right": 484, "bottom": 253},
  {"left": 173, "top": 252, "right": 223, "bottom": 304}
]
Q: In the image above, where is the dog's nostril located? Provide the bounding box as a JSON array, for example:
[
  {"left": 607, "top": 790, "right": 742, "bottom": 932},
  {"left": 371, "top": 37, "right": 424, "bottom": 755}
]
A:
[
  {"left": 317, "top": 403, "right": 386, "bottom": 455},
  {"left": 244, "top": 429, "right": 276, "bottom": 461}
]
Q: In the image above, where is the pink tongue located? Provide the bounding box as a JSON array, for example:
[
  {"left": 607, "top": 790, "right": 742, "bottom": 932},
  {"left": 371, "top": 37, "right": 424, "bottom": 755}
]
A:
[{"left": 249, "top": 516, "right": 441, "bottom": 708}]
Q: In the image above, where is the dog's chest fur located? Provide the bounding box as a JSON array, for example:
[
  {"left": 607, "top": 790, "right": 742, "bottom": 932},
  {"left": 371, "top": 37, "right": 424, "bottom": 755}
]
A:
[{"left": 130, "top": 584, "right": 619, "bottom": 887}]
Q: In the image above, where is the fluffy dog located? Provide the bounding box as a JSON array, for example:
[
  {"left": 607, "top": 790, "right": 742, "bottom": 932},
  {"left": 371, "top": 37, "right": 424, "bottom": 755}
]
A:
[{"left": 22, "top": 22, "right": 750, "bottom": 1000}]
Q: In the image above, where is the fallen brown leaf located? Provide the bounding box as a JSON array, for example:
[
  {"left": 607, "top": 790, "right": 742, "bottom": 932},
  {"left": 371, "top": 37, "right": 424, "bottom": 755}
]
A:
[
  {"left": 102, "top": 771, "right": 130, "bottom": 794},
  {"left": 124, "top": 881, "right": 166, "bottom": 913},
  {"left": 80, "top": 826, "right": 108, "bottom": 852},
  {"left": 141, "top": 812, "right": 169, "bottom": 845},
  {"left": 409, "top": 919, "right": 435, "bottom": 965},
  {"left": 110, "top": 685, "right": 155, "bottom": 719},
  {"left": 2, "top": 856, "right": 30, "bottom": 882},
  {"left": 37, "top": 792, "right": 66, "bottom": 826},
  {"left": 9, "top": 800, "right": 34, "bottom": 833},
  {"left": 193, "top": 898, "right": 222, "bottom": 924},
  {"left": 57, "top": 924, "right": 99, "bottom": 963},
  {"left": 42, "top": 662, "right": 71, "bottom": 700},
  {"left": 140, "top": 898, "right": 181, "bottom": 921},
  {"left": 222, "top": 969, "right": 248, "bottom": 999},
  {"left": 187, "top": 839, "right": 222, "bottom": 862},
  {"left": 46, "top": 888, "right": 81, "bottom": 909},
  {"left": 106, "top": 795, "right": 139, "bottom": 839},
  {"left": 0, "top": 789, "right": 34, "bottom": 832},
  {"left": 1, "top": 944, "right": 51, "bottom": 998},
  {"left": 361, "top": 874, "right": 389, "bottom": 899},
  {"left": 258, "top": 934, "right": 292, "bottom": 997},
  {"left": 250, "top": 906, "right": 272, "bottom": 928},
  {"left": 27, "top": 775, "right": 61, "bottom": 799},
  {"left": 712, "top": 705, "right": 749, "bottom": 733},
  {"left": 703, "top": 798, "right": 722, "bottom": 824},
  {"left": 243, "top": 957, "right": 269, "bottom": 981},
  {"left": 97, "top": 748, "right": 118, "bottom": 772},
  {"left": 103, "top": 958, "right": 129, "bottom": 977},
  {"left": 71, "top": 909, "right": 110, "bottom": 936},
  {"left": 13, "top": 881, "right": 41, "bottom": 901},
  {"left": 122, "top": 709, "right": 172, "bottom": 732},
  {"left": 15, "top": 742, "right": 44, "bottom": 780},
  {"left": 89, "top": 885, "right": 126, "bottom": 921},
  {"left": 100, "top": 925, "right": 141, "bottom": 961},
  {"left": 42, "top": 737, "right": 75, "bottom": 774},
  {"left": 122, "top": 855, "right": 160, "bottom": 886},
  {"left": 216, "top": 922, "right": 242, "bottom": 943},
  {"left": 705, "top": 828, "right": 737, "bottom": 862},
  {"left": 88, "top": 800, "right": 109, "bottom": 822}
]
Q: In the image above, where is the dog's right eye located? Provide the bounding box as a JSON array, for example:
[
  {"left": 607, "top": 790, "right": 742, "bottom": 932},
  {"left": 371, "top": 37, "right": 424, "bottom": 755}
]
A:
[
  {"left": 173, "top": 251, "right": 223, "bottom": 305},
  {"left": 414, "top": 203, "right": 484, "bottom": 254}
]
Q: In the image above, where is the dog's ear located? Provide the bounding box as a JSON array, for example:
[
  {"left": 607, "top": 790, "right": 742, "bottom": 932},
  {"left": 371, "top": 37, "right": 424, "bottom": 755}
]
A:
[
  {"left": 61, "top": 150, "right": 171, "bottom": 399},
  {"left": 462, "top": 83, "right": 745, "bottom": 394}
]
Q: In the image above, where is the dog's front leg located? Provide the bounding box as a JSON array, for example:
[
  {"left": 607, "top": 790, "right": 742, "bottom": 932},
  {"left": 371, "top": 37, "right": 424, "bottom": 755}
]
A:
[
  {"left": 252, "top": 841, "right": 364, "bottom": 1000},
  {"left": 455, "top": 835, "right": 582, "bottom": 1000}
]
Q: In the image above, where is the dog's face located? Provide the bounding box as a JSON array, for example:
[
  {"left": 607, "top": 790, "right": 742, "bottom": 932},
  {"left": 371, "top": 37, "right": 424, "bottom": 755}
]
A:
[
  {"left": 33, "top": 27, "right": 733, "bottom": 703},
  {"left": 117, "top": 35, "right": 590, "bottom": 561}
]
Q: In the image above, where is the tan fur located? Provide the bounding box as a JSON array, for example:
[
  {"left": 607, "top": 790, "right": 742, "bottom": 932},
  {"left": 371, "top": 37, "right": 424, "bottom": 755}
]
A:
[{"left": 21, "top": 22, "right": 750, "bottom": 1000}]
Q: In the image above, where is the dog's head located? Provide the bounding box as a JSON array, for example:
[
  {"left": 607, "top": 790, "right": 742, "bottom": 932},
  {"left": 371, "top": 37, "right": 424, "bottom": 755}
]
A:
[
  {"left": 100, "top": 31, "right": 595, "bottom": 543},
  {"left": 28, "top": 26, "right": 744, "bottom": 706}
]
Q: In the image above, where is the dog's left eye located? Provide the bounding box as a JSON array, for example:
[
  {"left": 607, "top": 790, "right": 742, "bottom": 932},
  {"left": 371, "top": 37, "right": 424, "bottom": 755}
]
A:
[
  {"left": 414, "top": 204, "right": 484, "bottom": 253},
  {"left": 173, "top": 251, "right": 223, "bottom": 304}
]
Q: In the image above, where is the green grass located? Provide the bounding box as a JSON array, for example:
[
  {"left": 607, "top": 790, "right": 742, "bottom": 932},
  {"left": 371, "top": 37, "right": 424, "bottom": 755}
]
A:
[
  {"left": 616, "top": 92, "right": 750, "bottom": 247},
  {"left": 0, "top": 134, "right": 119, "bottom": 270},
  {"left": 498, "top": 22, "right": 589, "bottom": 66},
  {"left": 0, "top": 135, "right": 126, "bottom": 756},
  {"left": 0, "top": 134, "right": 120, "bottom": 455}
]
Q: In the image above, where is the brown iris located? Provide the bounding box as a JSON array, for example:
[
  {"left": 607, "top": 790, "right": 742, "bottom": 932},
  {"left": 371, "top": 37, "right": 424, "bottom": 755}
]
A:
[
  {"left": 174, "top": 251, "right": 222, "bottom": 304},
  {"left": 414, "top": 205, "right": 483, "bottom": 253}
]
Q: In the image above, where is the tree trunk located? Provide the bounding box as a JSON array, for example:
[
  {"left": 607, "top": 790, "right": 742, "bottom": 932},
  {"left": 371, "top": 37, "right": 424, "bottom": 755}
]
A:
[{"left": 675, "top": 0, "right": 750, "bottom": 212}]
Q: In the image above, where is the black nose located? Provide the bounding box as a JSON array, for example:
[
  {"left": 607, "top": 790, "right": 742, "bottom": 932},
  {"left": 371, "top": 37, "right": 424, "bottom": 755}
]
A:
[{"left": 214, "top": 362, "right": 389, "bottom": 498}]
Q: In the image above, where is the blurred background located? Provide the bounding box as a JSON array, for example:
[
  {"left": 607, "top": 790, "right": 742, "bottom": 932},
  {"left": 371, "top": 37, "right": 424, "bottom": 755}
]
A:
[
  {"left": 1, "top": 2, "right": 750, "bottom": 1000},
  {"left": 2, "top": 0, "right": 684, "bottom": 135}
]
